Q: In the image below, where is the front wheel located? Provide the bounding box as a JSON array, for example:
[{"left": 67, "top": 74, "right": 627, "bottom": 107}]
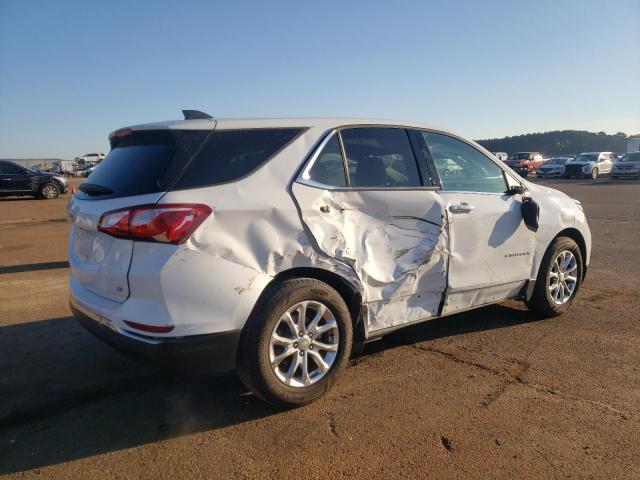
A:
[
  {"left": 39, "top": 183, "right": 59, "bottom": 199},
  {"left": 526, "top": 237, "right": 583, "bottom": 317},
  {"left": 591, "top": 167, "right": 598, "bottom": 180},
  {"left": 237, "top": 278, "right": 353, "bottom": 407}
]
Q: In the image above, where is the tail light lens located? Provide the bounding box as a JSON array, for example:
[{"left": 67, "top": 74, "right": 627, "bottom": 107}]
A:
[{"left": 98, "top": 204, "right": 212, "bottom": 244}]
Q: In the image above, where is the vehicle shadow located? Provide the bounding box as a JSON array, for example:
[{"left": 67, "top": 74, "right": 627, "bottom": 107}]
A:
[{"left": 0, "top": 302, "right": 538, "bottom": 474}]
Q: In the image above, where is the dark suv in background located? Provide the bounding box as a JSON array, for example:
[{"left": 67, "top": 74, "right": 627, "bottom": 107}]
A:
[{"left": 0, "top": 161, "right": 69, "bottom": 199}]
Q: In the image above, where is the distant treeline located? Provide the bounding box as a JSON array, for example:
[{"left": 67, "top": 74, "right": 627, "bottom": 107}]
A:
[{"left": 476, "top": 130, "right": 635, "bottom": 156}]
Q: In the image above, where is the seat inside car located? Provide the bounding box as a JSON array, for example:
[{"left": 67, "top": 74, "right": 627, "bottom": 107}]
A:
[{"left": 353, "top": 156, "right": 387, "bottom": 187}]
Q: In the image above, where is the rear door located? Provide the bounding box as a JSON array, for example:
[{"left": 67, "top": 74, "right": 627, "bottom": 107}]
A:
[
  {"left": 68, "top": 127, "right": 213, "bottom": 302},
  {"left": 292, "top": 126, "right": 448, "bottom": 333},
  {"left": 419, "top": 131, "right": 534, "bottom": 314}
]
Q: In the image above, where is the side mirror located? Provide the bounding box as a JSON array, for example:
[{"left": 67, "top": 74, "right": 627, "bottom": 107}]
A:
[{"left": 521, "top": 196, "right": 540, "bottom": 232}]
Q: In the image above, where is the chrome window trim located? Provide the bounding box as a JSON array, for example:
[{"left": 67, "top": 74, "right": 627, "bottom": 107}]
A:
[
  {"left": 296, "top": 125, "right": 438, "bottom": 191},
  {"left": 296, "top": 124, "right": 523, "bottom": 195}
]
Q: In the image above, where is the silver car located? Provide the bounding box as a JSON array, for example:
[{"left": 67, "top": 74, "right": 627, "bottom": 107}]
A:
[{"left": 611, "top": 152, "right": 640, "bottom": 179}]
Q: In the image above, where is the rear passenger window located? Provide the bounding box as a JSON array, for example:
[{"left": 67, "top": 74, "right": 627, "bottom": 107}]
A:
[
  {"left": 340, "top": 128, "right": 421, "bottom": 188},
  {"left": 173, "top": 128, "right": 304, "bottom": 190},
  {"left": 422, "top": 132, "right": 507, "bottom": 193},
  {"left": 306, "top": 135, "right": 347, "bottom": 187}
]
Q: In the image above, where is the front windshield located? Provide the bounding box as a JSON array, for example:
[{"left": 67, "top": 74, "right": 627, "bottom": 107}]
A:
[
  {"left": 573, "top": 154, "right": 600, "bottom": 162},
  {"left": 548, "top": 158, "right": 569, "bottom": 165},
  {"left": 508, "top": 153, "right": 530, "bottom": 160},
  {"left": 621, "top": 152, "right": 640, "bottom": 162}
]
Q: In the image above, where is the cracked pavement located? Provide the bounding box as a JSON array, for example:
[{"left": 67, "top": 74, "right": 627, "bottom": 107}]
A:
[{"left": 1, "top": 178, "right": 639, "bottom": 479}]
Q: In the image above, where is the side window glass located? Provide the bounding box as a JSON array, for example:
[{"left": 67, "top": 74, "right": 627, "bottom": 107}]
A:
[
  {"left": 340, "top": 128, "right": 421, "bottom": 188},
  {"left": 306, "top": 135, "right": 347, "bottom": 187},
  {"left": 422, "top": 132, "right": 507, "bottom": 193},
  {"left": 0, "top": 163, "right": 23, "bottom": 174}
]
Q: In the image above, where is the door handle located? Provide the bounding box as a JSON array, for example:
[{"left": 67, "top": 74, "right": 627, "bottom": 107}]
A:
[
  {"left": 449, "top": 202, "right": 474, "bottom": 214},
  {"left": 320, "top": 205, "right": 345, "bottom": 213}
]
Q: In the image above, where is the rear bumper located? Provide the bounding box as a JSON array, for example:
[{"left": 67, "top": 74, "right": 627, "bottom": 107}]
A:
[{"left": 71, "top": 297, "right": 241, "bottom": 374}]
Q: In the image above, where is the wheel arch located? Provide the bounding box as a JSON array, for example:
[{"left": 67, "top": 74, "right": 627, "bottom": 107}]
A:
[{"left": 268, "top": 267, "right": 365, "bottom": 340}]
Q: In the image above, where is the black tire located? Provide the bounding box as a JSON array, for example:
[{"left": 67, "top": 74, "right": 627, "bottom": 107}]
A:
[
  {"left": 526, "top": 236, "right": 583, "bottom": 317},
  {"left": 39, "top": 183, "right": 59, "bottom": 199},
  {"left": 591, "top": 167, "right": 598, "bottom": 180},
  {"left": 237, "top": 278, "right": 353, "bottom": 407}
]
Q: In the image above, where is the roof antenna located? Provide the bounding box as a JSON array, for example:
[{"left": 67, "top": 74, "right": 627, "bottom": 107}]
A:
[{"left": 182, "top": 109, "right": 213, "bottom": 120}]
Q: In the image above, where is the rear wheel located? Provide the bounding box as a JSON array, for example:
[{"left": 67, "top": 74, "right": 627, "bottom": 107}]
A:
[
  {"left": 39, "top": 183, "right": 59, "bottom": 199},
  {"left": 526, "top": 237, "right": 583, "bottom": 317},
  {"left": 237, "top": 278, "right": 353, "bottom": 407}
]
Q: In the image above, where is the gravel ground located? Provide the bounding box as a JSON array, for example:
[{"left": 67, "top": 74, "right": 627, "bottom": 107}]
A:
[{"left": 0, "top": 178, "right": 639, "bottom": 479}]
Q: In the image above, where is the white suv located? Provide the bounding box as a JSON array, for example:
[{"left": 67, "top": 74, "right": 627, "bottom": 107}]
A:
[
  {"left": 69, "top": 113, "right": 591, "bottom": 406},
  {"left": 563, "top": 152, "right": 614, "bottom": 179}
]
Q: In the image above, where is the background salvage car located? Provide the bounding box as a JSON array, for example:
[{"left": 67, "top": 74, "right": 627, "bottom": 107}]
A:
[
  {"left": 69, "top": 113, "right": 591, "bottom": 407},
  {"left": 0, "top": 160, "right": 69, "bottom": 199},
  {"left": 504, "top": 152, "right": 546, "bottom": 177},
  {"left": 536, "top": 157, "right": 573, "bottom": 178},
  {"left": 564, "top": 152, "right": 615, "bottom": 179}
]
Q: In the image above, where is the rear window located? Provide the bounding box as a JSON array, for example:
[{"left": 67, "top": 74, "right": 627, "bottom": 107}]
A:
[
  {"left": 508, "top": 153, "right": 531, "bottom": 160},
  {"left": 171, "top": 128, "right": 304, "bottom": 190},
  {"left": 77, "top": 128, "right": 303, "bottom": 199},
  {"left": 76, "top": 130, "right": 208, "bottom": 200}
]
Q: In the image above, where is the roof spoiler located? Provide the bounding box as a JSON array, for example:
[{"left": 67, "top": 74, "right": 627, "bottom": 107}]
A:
[{"left": 182, "top": 109, "right": 213, "bottom": 120}]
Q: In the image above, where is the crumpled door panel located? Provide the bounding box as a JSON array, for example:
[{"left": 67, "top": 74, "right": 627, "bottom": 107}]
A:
[{"left": 291, "top": 184, "right": 449, "bottom": 333}]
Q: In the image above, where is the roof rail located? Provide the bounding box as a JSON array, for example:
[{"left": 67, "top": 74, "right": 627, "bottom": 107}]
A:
[{"left": 182, "top": 109, "right": 213, "bottom": 120}]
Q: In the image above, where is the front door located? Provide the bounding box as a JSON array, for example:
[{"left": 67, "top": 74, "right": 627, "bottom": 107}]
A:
[
  {"left": 418, "top": 131, "right": 535, "bottom": 314},
  {"left": 292, "top": 127, "right": 449, "bottom": 334}
]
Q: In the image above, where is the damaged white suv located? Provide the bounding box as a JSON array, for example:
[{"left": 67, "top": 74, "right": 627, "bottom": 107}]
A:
[{"left": 69, "top": 112, "right": 591, "bottom": 406}]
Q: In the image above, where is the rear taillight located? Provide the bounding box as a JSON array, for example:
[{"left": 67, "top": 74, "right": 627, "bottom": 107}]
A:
[{"left": 98, "top": 204, "right": 212, "bottom": 244}]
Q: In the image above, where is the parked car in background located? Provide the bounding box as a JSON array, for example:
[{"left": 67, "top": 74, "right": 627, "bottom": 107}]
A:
[
  {"left": 504, "top": 152, "right": 545, "bottom": 177},
  {"left": 0, "top": 160, "right": 68, "bottom": 199},
  {"left": 611, "top": 152, "right": 640, "bottom": 179},
  {"left": 69, "top": 113, "right": 591, "bottom": 407},
  {"left": 536, "top": 157, "right": 572, "bottom": 178},
  {"left": 75, "top": 152, "right": 105, "bottom": 164},
  {"left": 563, "top": 152, "right": 614, "bottom": 179},
  {"left": 434, "top": 157, "right": 463, "bottom": 177},
  {"left": 627, "top": 137, "right": 640, "bottom": 154},
  {"left": 492, "top": 152, "right": 508, "bottom": 161}
]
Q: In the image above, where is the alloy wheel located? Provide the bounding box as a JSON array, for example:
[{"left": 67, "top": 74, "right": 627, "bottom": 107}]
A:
[
  {"left": 548, "top": 250, "right": 578, "bottom": 305},
  {"left": 269, "top": 300, "right": 339, "bottom": 387},
  {"left": 42, "top": 185, "right": 58, "bottom": 199}
]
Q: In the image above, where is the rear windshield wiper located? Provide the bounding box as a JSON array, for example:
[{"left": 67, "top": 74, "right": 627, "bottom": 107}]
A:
[{"left": 78, "top": 183, "right": 114, "bottom": 196}]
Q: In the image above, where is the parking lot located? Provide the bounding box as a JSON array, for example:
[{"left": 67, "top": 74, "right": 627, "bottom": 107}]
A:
[{"left": 1, "top": 178, "right": 639, "bottom": 479}]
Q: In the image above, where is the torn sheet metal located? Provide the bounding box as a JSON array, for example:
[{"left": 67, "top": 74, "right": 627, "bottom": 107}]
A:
[{"left": 291, "top": 185, "right": 449, "bottom": 333}]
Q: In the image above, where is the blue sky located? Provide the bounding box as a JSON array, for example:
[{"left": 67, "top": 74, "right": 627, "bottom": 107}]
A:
[{"left": 1, "top": 0, "right": 638, "bottom": 158}]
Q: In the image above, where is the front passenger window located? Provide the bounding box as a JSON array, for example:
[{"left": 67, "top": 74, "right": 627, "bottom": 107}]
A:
[{"left": 422, "top": 132, "right": 507, "bottom": 193}]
